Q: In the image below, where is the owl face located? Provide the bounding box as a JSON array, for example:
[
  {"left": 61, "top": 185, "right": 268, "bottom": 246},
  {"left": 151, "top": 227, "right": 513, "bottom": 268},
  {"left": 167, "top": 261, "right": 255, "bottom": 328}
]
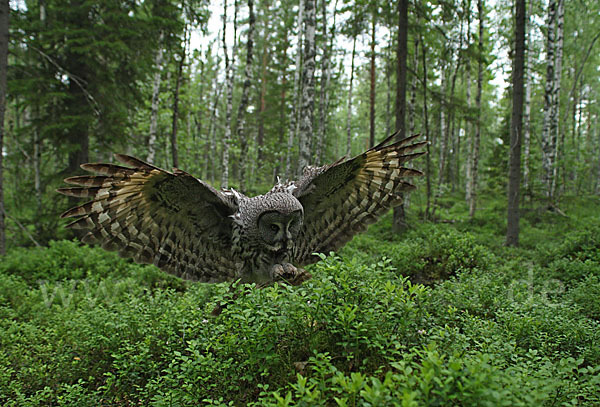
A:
[{"left": 257, "top": 210, "right": 303, "bottom": 251}]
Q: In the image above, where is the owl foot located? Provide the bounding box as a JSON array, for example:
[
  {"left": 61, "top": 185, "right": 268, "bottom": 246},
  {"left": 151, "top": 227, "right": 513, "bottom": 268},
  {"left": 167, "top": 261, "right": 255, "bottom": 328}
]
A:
[{"left": 268, "top": 263, "right": 312, "bottom": 287}]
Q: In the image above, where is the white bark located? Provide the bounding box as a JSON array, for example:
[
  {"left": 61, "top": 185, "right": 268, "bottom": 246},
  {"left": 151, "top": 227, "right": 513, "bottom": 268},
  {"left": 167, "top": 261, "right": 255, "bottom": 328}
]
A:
[
  {"left": 316, "top": 0, "right": 337, "bottom": 165},
  {"left": 221, "top": 0, "right": 238, "bottom": 189},
  {"left": 297, "top": 0, "right": 316, "bottom": 175},
  {"left": 550, "top": 0, "right": 564, "bottom": 198},
  {"left": 285, "top": 0, "right": 304, "bottom": 179},
  {"left": 345, "top": 35, "right": 357, "bottom": 158},
  {"left": 464, "top": 1, "right": 472, "bottom": 202},
  {"left": 237, "top": 0, "right": 255, "bottom": 192},
  {"left": 437, "top": 65, "right": 447, "bottom": 194},
  {"left": 541, "top": 0, "right": 563, "bottom": 199},
  {"left": 522, "top": 0, "right": 534, "bottom": 194},
  {"left": 468, "top": 0, "right": 483, "bottom": 218}
]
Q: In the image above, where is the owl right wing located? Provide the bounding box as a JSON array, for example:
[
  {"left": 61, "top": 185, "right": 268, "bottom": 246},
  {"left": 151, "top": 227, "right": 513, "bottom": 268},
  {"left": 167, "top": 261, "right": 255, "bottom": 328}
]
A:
[
  {"left": 291, "top": 132, "right": 426, "bottom": 265},
  {"left": 57, "top": 154, "right": 239, "bottom": 282}
]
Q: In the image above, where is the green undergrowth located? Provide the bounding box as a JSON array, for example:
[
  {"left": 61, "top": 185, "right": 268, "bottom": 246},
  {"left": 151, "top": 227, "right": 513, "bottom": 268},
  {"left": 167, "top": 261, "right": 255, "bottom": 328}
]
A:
[{"left": 1, "top": 196, "right": 599, "bottom": 406}]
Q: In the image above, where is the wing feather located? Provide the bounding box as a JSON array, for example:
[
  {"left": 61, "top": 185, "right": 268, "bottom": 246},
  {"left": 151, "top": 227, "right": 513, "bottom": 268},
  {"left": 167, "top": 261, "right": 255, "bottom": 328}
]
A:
[
  {"left": 293, "top": 132, "right": 425, "bottom": 265},
  {"left": 58, "top": 154, "right": 238, "bottom": 282}
]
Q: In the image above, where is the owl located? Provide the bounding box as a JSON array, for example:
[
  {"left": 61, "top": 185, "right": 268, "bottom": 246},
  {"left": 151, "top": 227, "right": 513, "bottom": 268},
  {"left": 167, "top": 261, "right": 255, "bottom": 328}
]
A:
[{"left": 58, "top": 132, "right": 425, "bottom": 286}]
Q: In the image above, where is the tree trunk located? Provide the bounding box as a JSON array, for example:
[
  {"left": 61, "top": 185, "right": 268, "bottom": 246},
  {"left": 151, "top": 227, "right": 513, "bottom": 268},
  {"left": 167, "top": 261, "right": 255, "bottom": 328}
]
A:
[
  {"left": 345, "top": 35, "right": 357, "bottom": 157},
  {"left": 257, "top": 1, "right": 271, "bottom": 165},
  {"left": 285, "top": 0, "right": 304, "bottom": 179},
  {"left": 522, "top": 0, "right": 534, "bottom": 195},
  {"left": 468, "top": 0, "right": 484, "bottom": 218},
  {"left": 147, "top": 31, "right": 164, "bottom": 164},
  {"left": 437, "top": 66, "right": 448, "bottom": 194},
  {"left": 369, "top": 10, "right": 376, "bottom": 149},
  {"left": 549, "top": 0, "right": 564, "bottom": 198},
  {"left": 171, "top": 26, "right": 188, "bottom": 169},
  {"left": 385, "top": 45, "right": 392, "bottom": 136},
  {"left": 506, "top": 0, "right": 526, "bottom": 247},
  {"left": 221, "top": 0, "right": 238, "bottom": 189},
  {"left": 541, "top": 0, "right": 558, "bottom": 200},
  {"left": 392, "top": 0, "right": 408, "bottom": 233},
  {"left": 207, "top": 78, "right": 222, "bottom": 185},
  {"left": 316, "top": 0, "right": 337, "bottom": 164},
  {"left": 237, "top": 0, "right": 256, "bottom": 193},
  {"left": 0, "top": 0, "right": 7, "bottom": 254},
  {"left": 465, "top": 52, "right": 472, "bottom": 202},
  {"left": 297, "top": 0, "right": 316, "bottom": 176},
  {"left": 421, "top": 34, "right": 432, "bottom": 220},
  {"left": 408, "top": 35, "right": 419, "bottom": 136}
]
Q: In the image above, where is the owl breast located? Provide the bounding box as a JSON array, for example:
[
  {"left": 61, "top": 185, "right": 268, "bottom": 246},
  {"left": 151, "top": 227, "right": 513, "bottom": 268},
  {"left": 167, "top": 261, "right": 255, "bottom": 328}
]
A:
[{"left": 232, "top": 191, "right": 304, "bottom": 284}]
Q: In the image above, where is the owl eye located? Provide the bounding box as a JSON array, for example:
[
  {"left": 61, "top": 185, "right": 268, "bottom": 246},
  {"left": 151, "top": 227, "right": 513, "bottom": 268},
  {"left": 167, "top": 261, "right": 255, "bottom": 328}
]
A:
[{"left": 270, "top": 224, "right": 280, "bottom": 232}]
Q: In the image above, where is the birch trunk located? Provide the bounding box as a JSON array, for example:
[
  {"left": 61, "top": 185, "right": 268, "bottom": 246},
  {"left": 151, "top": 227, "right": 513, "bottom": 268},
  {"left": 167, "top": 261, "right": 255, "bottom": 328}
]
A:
[
  {"left": 464, "top": 0, "right": 472, "bottom": 202},
  {"left": 285, "top": 0, "right": 304, "bottom": 179},
  {"left": 237, "top": 0, "right": 256, "bottom": 192},
  {"left": 522, "top": 0, "right": 534, "bottom": 195},
  {"left": 147, "top": 31, "right": 164, "bottom": 164},
  {"left": 437, "top": 66, "right": 448, "bottom": 194},
  {"left": 345, "top": 35, "right": 357, "bottom": 157},
  {"left": 550, "top": 0, "right": 564, "bottom": 198},
  {"left": 207, "top": 77, "right": 221, "bottom": 185},
  {"left": 368, "top": 11, "right": 376, "bottom": 149},
  {"left": 257, "top": 1, "right": 272, "bottom": 165},
  {"left": 170, "top": 26, "right": 188, "bottom": 169},
  {"left": 421, "top": 34, "right": 432, "bottom": 219},
  {"left": 297, "top": 0, "right": 316, "bottom": 175},
  {"left": 468, "top": 0, "right": 483, "bottom": 218},
  {"left": 221, "top": 0, "right": 238, "bottom": 189},
  {"left": 464, "top": 57, "right": 472, "bottom": 202},
  {"left": 316, "top": 0, "right": 337, "bottom": 164},
  {"left": 541, "top": 0, "right": 557, "bottom": 199}
]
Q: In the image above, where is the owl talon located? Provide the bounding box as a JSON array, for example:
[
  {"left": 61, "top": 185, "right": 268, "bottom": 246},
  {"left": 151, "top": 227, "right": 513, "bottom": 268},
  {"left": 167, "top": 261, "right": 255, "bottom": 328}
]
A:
[{"left": 270, "top": 263, "right": 311, "bottom": 286}]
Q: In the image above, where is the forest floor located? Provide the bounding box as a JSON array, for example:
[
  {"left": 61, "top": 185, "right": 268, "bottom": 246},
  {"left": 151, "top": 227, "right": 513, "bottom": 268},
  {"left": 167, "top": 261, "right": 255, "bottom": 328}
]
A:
[{"left": 1, "top": 195, "right": 599, "bottom": 406}]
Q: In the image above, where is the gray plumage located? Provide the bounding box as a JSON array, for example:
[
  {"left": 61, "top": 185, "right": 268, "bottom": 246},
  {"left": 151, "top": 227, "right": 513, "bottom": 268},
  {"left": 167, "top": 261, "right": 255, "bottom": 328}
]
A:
[{"left": 58, "top": 132, "right": 425, "bottom": 285}]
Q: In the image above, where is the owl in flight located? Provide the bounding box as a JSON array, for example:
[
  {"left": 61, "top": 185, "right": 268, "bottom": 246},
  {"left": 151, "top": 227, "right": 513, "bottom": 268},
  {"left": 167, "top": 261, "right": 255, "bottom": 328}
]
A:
[{"left": 58, "top": 132, "right": 425, "bottom": 286}]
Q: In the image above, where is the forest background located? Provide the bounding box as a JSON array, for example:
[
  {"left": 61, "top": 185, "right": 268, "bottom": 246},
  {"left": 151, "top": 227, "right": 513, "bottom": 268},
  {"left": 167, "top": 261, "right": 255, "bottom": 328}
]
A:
[
  {"left": 1, "top": 0, "right": 600, "bottom": 405},
  {"left": 0, "top": 0, "right": 599, "bottom": 249}
]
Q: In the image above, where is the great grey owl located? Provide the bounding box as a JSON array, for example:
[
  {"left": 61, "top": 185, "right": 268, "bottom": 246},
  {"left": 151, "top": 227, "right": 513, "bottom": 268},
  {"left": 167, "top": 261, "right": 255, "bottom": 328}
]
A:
[{"left": 58, "top": 132, "right": 425, "bottom": 286}]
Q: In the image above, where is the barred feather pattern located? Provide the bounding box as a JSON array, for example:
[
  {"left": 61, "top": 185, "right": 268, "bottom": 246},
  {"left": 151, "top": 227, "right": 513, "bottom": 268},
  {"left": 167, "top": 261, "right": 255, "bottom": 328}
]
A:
[
  {"left": 292, "top": 133, "right": 426, "bottom": 265},
  {"left": 58, "top": 154, "right": 239, "bottom": 282}
]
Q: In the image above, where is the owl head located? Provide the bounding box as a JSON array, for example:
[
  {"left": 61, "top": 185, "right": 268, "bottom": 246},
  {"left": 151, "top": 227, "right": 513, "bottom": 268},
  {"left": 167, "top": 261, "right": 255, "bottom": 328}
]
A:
[{"left": 237, "top": 192, "right": 303, "bottom": 252}]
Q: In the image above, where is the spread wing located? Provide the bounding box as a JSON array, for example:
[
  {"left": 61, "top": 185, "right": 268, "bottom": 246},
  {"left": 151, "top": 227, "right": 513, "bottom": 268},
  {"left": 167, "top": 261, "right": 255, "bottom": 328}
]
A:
[
  {"left": 57, "top": 154, "right": 238, "bottom": 282},
  {"left": 292, "top": 133, "right": 426, "bottom": 265}
]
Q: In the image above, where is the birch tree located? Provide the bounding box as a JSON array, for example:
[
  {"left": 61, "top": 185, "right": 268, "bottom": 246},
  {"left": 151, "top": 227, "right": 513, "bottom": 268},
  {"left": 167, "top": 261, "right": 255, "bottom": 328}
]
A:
[
  {"left": 468, "top": 0, "right": 484, "bottom": 218},
  {"left": 221, "top": 0, "right": 238, "bottom": 189},
  {"left": 237, "top": 0, "right": 256, "bottom": 192},
  {"left": 369, "top": 8, "right": 376, "bottom": 149},
  {"left": 522, "top": 0, "right": 534, "bottom": 194},
  {"left": 541, "top": 0, "right": 564, "bottom": 199},
  {"left": 297, "top": 0, "right": 316, "bottom": 175},
  {"left": 315, "top": 0, "right": 338, "bottom": 164},
  {"left": 285, "top": 0, "right": 304, "bottom": 179},
  {"left": 345, "top": 35, "right": 357, "bottom": 157}
]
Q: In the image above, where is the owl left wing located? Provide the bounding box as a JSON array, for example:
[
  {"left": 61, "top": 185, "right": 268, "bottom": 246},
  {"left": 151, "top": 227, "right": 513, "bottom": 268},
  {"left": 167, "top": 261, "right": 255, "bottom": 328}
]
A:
[
  {"left": 57, "top": 154, "right": 238, "bottom": 282},
  {"left": 292, "top": 132, "right": 426, "bottom": 266}
]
